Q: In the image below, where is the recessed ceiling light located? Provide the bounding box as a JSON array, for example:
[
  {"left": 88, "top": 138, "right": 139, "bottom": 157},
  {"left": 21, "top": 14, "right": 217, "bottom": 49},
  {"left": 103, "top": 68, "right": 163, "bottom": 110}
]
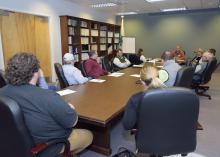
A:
[
  {"left": 145, "top": 0, "right": 164, "bottom": 2},
  {"left": 117, "top": 12, "right": 137, "bottom": 15},
  {"left": 162, "top": 7, "right": 186, "bottom": 12},
  {"left": 91, "top": 3, "right": 117, "bottom": 8}
]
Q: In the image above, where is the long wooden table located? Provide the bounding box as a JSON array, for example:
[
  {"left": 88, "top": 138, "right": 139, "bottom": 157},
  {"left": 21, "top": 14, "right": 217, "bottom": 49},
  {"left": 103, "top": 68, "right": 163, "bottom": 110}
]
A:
[{"left": 62, "top": 68, "right": 144, "bottom": 155}]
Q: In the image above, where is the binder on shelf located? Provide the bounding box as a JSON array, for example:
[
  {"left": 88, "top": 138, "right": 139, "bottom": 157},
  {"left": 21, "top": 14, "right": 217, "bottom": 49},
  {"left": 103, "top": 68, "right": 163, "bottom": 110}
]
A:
[
  {"left": 115, "top": 33, "right": 120, "bottom": 37},
  {"left": 81, "top": 37, "right": 89, "bottom": 44},
  {"left": 81, "top": 21, "right": 88, "bottom": 27},
  {"left": 114, "top": 38, "right": 119, "bottom": 43},
  {"left": 80, "top": 28, "right": 89, "bottom": 36},
  {"left": 91, "top": 30, "right": 99, "bottom": 36},
  {"left": 108, "top": 32, "right": 113, "bottom": 37},
  {"left": 68, "top": 36, "right": 72, "bottom": 44},
  {"left": 100, "top": 38, "right": 106, "bottom": 44},
  {"left": 100, "top": 31, "right": 106, "bottom": 37},
  {"left": 69, "top": 27, "right": 75, "bottom": 35},
  {"left": 100, "top": 45, "right": 106, "bottom": 51},
  {"left": 91, "top": 45, "right": 98, "bottom": 51},
  {"left": 68, "top": 46, "right": 73, "bottom": 53},
  {"left": 108, "top": 38, "right": 112, "bottom": 43}
]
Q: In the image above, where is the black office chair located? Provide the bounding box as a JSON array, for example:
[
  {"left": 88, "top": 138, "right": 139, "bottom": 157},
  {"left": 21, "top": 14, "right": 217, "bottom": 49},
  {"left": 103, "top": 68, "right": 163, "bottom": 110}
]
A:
[
  {"left": 79, "top": 60, "right": 88, "bottom": 77},
  {"left": 0, "top": 70, "right": 7, "bottom": 88},
  {"left": 128, "top": 54, "right": 143, "bottom": 65},
  {"left": 102, "top": 55, "right": 113, "bottom": 72},
  {"left": 0, "top": 95, "right": 70, "bottom": 157},
  {"left": 214, "top": 61, "right": 220, "bottom": 72},
  {"left": 136, "top": 88, "right": 199, "bottom": 157},
  {"left": 54, "top": 63, "right": 69, "bottom": 89},
  {"left": 174, "top": 66, "right": 195, "bottom": 88},
  {"left": 191, "top": 58, "right": 217, "bottom": 99}
]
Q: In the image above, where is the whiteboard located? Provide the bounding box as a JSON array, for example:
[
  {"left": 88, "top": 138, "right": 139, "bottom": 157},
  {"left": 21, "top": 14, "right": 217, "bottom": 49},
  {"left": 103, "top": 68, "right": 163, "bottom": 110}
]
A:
[{"left": 122, "top": 37, "right": 135, "bottom": 54}]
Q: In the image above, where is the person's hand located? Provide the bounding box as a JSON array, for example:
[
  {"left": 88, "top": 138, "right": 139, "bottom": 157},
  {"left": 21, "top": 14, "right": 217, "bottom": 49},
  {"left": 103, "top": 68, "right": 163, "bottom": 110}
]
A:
[
  {"left": 96, "top": 57, "right": 101, "bottom": 64},
  {"left": 38, "top": 69, "right": 44, "bottom": 77}
]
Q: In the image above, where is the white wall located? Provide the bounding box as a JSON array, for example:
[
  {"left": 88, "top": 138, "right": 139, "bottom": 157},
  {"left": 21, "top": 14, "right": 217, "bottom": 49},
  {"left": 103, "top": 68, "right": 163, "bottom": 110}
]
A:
[{"left": 0, "top": 0, "right": 116, "bottom": 81}]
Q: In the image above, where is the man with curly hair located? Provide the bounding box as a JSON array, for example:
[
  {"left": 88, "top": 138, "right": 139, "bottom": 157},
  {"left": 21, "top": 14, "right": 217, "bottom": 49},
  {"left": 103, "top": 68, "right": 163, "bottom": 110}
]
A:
[{"left": 0, "top": 53, "right": 93, "bottom": 157}]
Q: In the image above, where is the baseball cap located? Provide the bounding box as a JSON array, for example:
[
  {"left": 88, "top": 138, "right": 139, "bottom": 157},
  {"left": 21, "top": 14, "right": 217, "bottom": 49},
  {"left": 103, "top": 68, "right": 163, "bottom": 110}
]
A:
[{"left": 63, "top": 53, "right": 75, "bottom": 62}]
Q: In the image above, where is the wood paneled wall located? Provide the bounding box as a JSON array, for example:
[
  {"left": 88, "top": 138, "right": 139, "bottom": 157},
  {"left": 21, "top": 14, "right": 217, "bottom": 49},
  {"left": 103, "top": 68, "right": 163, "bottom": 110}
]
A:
[{"left": 0, "top": 12, "right": 51, "bottom": 78}]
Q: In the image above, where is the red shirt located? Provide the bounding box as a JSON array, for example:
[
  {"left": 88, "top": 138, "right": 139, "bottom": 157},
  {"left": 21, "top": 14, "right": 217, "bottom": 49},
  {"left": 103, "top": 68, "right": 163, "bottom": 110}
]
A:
[{"left": 84, "top": 58, "right": 108, "bottom": 78}]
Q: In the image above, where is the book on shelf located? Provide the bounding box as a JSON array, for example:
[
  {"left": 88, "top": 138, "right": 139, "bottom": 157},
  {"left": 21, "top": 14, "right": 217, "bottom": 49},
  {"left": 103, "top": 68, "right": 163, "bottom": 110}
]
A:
[{"left": 100, "top": 26, "right": 107, "bottom": 31}]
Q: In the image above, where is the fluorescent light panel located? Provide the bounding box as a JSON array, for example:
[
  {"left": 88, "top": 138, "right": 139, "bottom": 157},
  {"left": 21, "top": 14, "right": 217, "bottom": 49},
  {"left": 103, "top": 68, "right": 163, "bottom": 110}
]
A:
[
  {"left": 162, "top": 7, "right": 186, "bottom": 12},
  {"left": 91, "top": 3, "right": 117, "bottom": 8},
  {"left": 145, "top": 0, "right": 164, "bottom": 2},
  {"left": 117, "top": 12, "right": 137, "bottom": 15}
]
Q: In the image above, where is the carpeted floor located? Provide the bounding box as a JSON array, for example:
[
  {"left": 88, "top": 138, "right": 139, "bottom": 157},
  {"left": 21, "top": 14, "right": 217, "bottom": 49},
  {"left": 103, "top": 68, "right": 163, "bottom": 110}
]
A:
[{"left": 79, "top": 72, "right": 220, "bottom": 157}]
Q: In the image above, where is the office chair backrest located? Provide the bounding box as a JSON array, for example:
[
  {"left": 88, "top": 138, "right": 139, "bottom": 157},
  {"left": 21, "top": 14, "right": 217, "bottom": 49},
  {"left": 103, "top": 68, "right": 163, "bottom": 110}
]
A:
[
  {"left": 0, "top": 96, "right": 35, "bottom": 157},
  {"left": 128, "top": 54, "right": 143, "bottom": 65},
  {"left": 136, "top": 87, "right": 199, "bottom": 156},
  {"left": 0, "top": 70, "right": 7, "bottom": 88},
  {"left": 79, "top": 60, "right": 88, "bottom": 77},
  {"left": 54, "top": 63, "right": 69, "bottom": 89},
  {"left": 214, "top": 61, "right": 220, "bottom": 72},
  {"left": 102, "top": 55, "right": 113, "bottom": 72},
  {"left": 174, "top": 66, "right": 195, "bottom": 88},
  {"left": 202, "top": 58, "right": 217, "bottom": 84}
]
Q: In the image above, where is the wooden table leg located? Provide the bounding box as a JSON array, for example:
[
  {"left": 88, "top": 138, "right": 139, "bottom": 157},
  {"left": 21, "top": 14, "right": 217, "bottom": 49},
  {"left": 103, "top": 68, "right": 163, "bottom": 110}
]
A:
[{"left": 77, "top": 122, "right": 112, "bottom": 155}]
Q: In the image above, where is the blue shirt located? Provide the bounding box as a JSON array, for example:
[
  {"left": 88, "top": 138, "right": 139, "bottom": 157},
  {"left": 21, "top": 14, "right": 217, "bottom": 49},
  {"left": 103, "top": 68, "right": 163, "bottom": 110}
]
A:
[
  {"left": 163, "top": 60, "right": 181, "bottom": 87},
  {"left": 62, "top": 64, "right": 88, "bottom": 85}
]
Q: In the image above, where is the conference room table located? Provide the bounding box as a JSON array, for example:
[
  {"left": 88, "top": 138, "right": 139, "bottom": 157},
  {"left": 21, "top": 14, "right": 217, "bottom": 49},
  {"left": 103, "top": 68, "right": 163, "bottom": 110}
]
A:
[{"left": 62, "top": 67, "right": 145, "bottom": 155}]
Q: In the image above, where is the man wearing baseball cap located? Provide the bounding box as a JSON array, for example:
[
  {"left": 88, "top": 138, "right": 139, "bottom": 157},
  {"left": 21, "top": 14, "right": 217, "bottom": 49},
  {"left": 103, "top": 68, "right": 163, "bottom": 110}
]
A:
[{"left": 63, "top": 53, "right": 89, "bottom": 85}]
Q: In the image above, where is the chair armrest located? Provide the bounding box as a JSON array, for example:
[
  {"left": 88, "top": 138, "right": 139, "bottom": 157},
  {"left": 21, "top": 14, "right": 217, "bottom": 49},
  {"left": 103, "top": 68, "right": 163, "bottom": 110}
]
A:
[
  {"left": 31, "top": 139, "right": 70, "bottom": 157},
  {"left": 130, "top": 129, "right": 138, "bottom": 135}
]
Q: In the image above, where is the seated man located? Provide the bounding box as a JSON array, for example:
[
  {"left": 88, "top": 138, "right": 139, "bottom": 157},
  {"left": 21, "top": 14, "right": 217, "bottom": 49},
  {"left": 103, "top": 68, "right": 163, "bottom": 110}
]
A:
[
  {"left": 208, "top": 48, "right": 216, "bottom": 57},
  {"left": 174, "top": 44, "right": 186, "bottom": 60},
  {"left": 194, "top": 51, "right": 214, "bottom": 74},
  {"left": 63, "top": 53, "right": 89, "bottom": 85},
  {"left": 113, "top": 48, "right": 131, "bottom": 69},
  {"left": 190, "top": 48, "right": 203, "bottom": 67},
  {"left": 0, "top": 53, "right": 93, "bottom": 157},
  {"left": 161, "top": 51, "right": 181, "bottom": 87},
  {"left": 84, "top": 51, "right": 108, "bottom": 78},
  {"left": 129, "top": 48, "right": 147, "bottom": 65}
]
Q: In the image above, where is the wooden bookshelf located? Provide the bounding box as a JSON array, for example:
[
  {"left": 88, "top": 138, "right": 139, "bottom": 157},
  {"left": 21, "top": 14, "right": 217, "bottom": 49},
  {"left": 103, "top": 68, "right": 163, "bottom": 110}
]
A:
[{"left": 60, "top": 16, "right": 121, "bottom": 62}]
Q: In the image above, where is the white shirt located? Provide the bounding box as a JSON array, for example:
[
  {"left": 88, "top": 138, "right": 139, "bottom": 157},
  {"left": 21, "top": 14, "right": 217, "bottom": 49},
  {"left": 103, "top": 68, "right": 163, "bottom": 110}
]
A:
[
  {"left": 62, "top": 64, "right": 88, "bottom": 85},
  {"left": 140, "top": 55, "right": 147, "bottom": 63},
  {"left": 113, "top": 57, "right": 131, "bottom": 68}
]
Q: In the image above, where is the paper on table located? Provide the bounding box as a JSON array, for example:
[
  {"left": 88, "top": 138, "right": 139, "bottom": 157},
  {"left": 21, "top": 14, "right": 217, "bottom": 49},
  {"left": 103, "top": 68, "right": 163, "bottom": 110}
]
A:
[
  {"left": 130, "top": 74, "right": 140, "bottom": 78},
  {"left": 57, "top": 89, "right": 76, "bottom": 96},
  {"left": 108, "top": 72, "right": 124, "bottom": 77},
  {"left": 89, "top": 79, "right": 106, "bottom": 83},
  {"left": 156, "top": 65, "right": 163, "bottom": 68},
  {"left": 133, "top": 64, "right": 143, "bottom": 68}
]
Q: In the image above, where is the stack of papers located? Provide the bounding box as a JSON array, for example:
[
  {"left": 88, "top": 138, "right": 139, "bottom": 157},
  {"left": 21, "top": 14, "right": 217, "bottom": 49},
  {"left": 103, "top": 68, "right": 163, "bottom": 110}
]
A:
[
  {"left": 156, "top": 65, "right": 163, "bottom": 69},
  {"left": 57, "top": 89, "right": 76, "bottom": 96},
  {"left": 130, "top": 74, "right": 140, "bottom": 78},
  {"left": 89, "top": 79, "right": 106, "bottom": 83},
  {"left": 108, "top": 72, "right": 124, "bottom": 77},
  {"left": 133, "top": 64, "right": 143, "bottom": 68}
]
